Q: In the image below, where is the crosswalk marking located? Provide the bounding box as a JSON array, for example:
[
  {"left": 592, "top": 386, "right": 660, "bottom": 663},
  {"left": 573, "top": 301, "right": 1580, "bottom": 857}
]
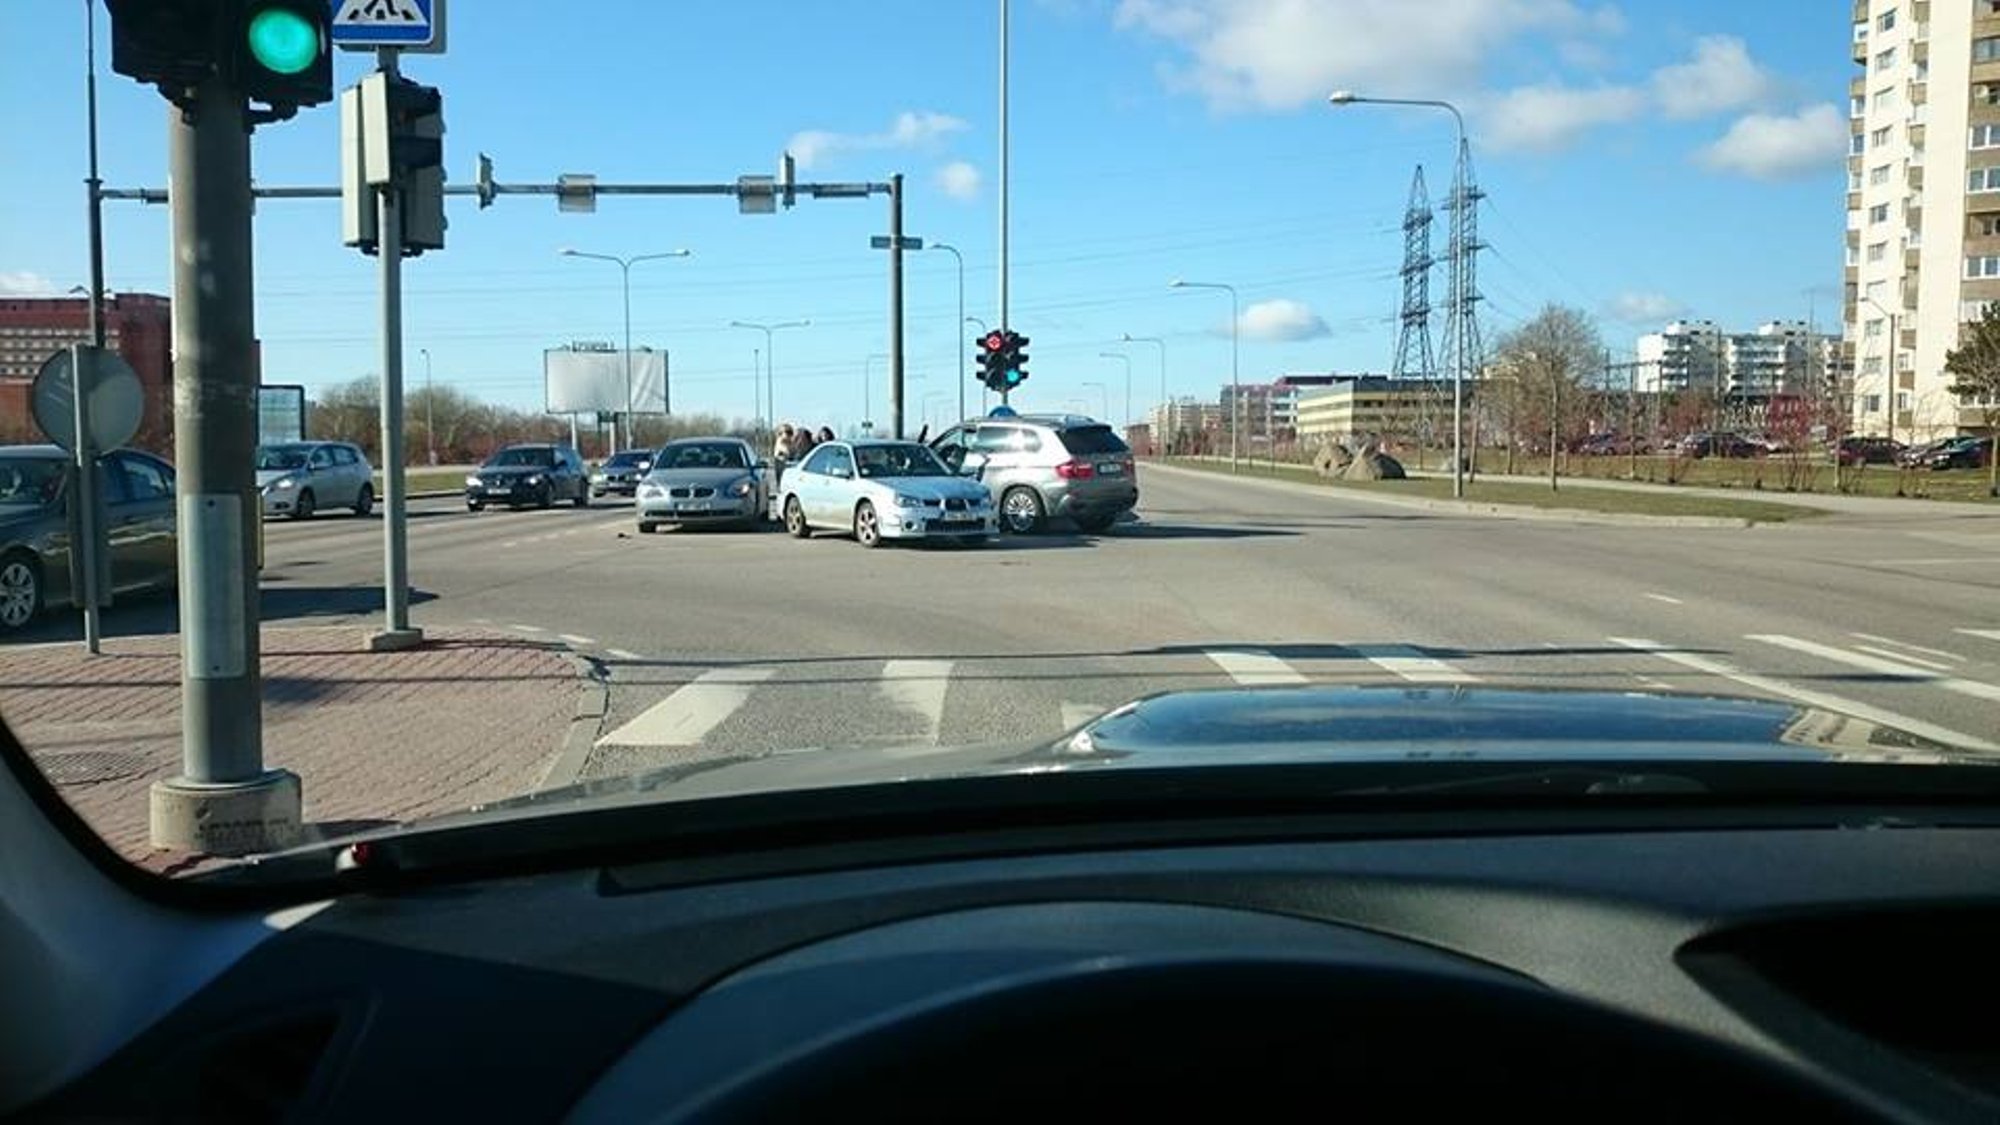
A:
[
  {"left": 1850, "top": 633, "right": 1964, "bottom": 662},
  {"left": 596, "top": 667, "right": 774, "bottom": 747},
  {"left": 509, "top": 623, "right": 544, "bottom": 633},
  {"left": 606, "top": 648, "right": 642, "bottom": 661},
  {"left": 1746, "top": 634, "right": 2000, "bottom": 704},
  {"left": 1205, "top": 649, "right": 1307, "bottom": 686},
  {"left": 880, "top": 660, "right": 952, "bottom": 742},
  {"left": 1958, "top": 628, "right": 2000, "bottom": 643},
  {"left": 1851, "top": 645, "right": 1952, "bottom": 671},
  {"left": 1350, "top": 644, "right": 1479, "bottom": 685},
  {"left": 1644, "top": 593, "right": 1684, "bottom": 605},
  {"left": 1609, "top": 637, "right": 1998, "bottom": 752},
  {"left": 559, "top": 634, "right": 595, "bottom": 647}
]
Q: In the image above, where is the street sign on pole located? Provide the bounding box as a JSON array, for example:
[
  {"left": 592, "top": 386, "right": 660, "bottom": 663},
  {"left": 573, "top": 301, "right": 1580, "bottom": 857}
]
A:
[
  {"left": 32, "top": 345, "right": 143, "bottom": 454},
  {"left": 557, "top": 173, "right": 598, "bottom": 213},
  {"left": 331, "top": 0, "right": 445, "bottom": 52},
  {"left": 738, "top": 175, "right": 776, "bottom": 214}
]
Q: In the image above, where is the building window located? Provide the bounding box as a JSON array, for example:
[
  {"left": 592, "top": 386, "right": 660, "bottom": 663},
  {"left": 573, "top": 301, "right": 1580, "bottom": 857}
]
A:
[
  {"left": 1967, "top": 255, "right": 2000, "bottom": 278},
  {"left": 1976, "top": 124, "right": 2000, "bottom": 150},
  {"left": 1849, "top": 167, "right": 1864, "bottom": 190},
  {"left": 1879, "top": 7, "right": 1897, "bottom": 30},
  {"left": 1875, "top": 87, "right": 1897, "bottom": 113},
  {"left": 1979, "top": 215, "right": 2000, "bottom": 239},
  {"left": 1852, "top": 132, "right": 1868, "bottom": 156},
  {"left": 1865, "top": 318, "right": 1885, "bottom": 337},
  {"left": 1863, "top": 357, "right": 1884, "bottom": 375},
  {"left": 1977, "top": 37, "right": 2000, "bottom": 63},
  {"left": 1851, "top": 95, "right": 1866, "bottom": 117},
  {"left": 1876, "top": 47, "right": 1896, "bottom": 71},
  {"left": 1871, "top": 163, "right": 1893, "bottom": 185},
  {"left": 1866, "top": 279, "right": 1889, "bottom": 300},
  {"left": 1871, "top": 125, "right": 1892, "bottom": 147},
  {"left": 1863, "top": 393, "right": 1883, "bottom": 413},
  {"left": 1869, "top": 202, "right": 1891, "bottom": 223},
  {"left": 1971, "top": 166, "right": 2000, "bottom": 192}
]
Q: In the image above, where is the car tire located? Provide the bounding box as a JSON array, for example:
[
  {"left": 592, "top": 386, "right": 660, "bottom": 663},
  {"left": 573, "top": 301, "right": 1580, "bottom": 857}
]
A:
[
  {"left": 575, "top": 487, "right": 590, "bottom": 509},
  {"left": 1074, "top": 511, "right": 1117, "bottom": 534},
  {"left": 784, "top": 497, "right": 810, "bottom": 539},
  {"left": 854, "top": 500, "right": 883, "bottom": 549},
  {"left": 0, "top": 552, "right": 42, "bottom": 632},
  {"left": 467, "top": 501, "right": 484, "bottom": 512},
  {"left": 638, "top": 521, "right": 658, "bottom": 534},
  {"left": 537, "top": 484, "right": 554, "bottom": 510},
  {"left": 291, "top": 489, "right": 316, "bottom": 520},
  {"left": 1000, "top": 486, "right": 1044, "bottom": 534},
  {"left": 353, "top": 484, "right": 374, "bottom": 518}
]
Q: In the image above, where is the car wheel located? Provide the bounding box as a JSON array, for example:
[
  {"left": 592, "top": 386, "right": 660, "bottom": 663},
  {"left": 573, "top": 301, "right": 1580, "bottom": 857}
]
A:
[
  {"left": 1000, "top": 486, "right": 1044, "bottom": 534},
  {"left": 854, "top": 500, "right": 883, "bottom": 548},
  {"left": 537, "top": 484, "right": 554, "bottom": 509},
  {"left": 291, "top": 489, "right": 316, "bottom": 520},
  {"left": 1074, "top": 511, "right": 1117, "bottom": 534},
  {"left": 353, "top": 484, "right": 374, "bottom": 517},
  {"left": 575, "top": 486, "right": 590, "bottom": 509},
  {"left": 784, "top": 497, "right": 810, "bottom": 539},
  {"left": 0, "top": 552, "right": 41, "bottom": 632},
  {"left": 638, "top": 521, "right": 658, "bottom": 535},
  {"left": 467, "top": 500, "right": 484, "bottom": 512}
]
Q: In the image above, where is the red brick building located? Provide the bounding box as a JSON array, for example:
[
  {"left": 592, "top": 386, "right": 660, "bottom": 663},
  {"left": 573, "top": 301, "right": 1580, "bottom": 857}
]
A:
[{"left": 0, "top": 293, "right": 174, "bottom": 450}]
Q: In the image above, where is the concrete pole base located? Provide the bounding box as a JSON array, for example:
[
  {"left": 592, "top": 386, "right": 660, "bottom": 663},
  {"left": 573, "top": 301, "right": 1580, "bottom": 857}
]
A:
[
  {"left": 366, "top": 627, "right": 424, "bottom": 652},
  {"left": 148, "top": 769, "right": 302, "bottom": 857}
]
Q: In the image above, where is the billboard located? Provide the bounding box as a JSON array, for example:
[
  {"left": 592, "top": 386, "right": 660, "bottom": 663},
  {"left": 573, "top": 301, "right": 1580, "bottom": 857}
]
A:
[
  {"left": 545, "top": 348, "right": 668, "bottom": 414},
  {"left": 258, "top": 384, "right": 308, "bottom": 444}
]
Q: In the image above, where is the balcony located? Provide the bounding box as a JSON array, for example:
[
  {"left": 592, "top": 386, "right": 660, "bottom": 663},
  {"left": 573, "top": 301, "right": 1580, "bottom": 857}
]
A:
[{"left": 1852, "top": 74, "right": 1868, "bottom": 98}]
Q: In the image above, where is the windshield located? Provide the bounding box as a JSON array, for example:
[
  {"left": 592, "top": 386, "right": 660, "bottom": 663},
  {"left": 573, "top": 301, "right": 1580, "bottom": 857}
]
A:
[
  {"left": 256, "top": 445, "right": 311, "bottom": 471},
  {"left": 658, "top": 442, "right": 748, "bottom": 470},
  {"left": 11, "top": 2, "right": 2000, "bottom": 888},
  {"left": 486, "top": 447, "right": 555, "bottom": 467},
  {"left": 0, "top": 459, "right": 63, "bottom": 509},
  {"left": 855, "top": 444, "right": 951, "bottom": 478}
]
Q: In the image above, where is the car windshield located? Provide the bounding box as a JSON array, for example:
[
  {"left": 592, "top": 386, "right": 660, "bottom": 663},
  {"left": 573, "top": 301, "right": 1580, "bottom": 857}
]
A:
[
  {"left": 855, "top": 444, "right": 950, "bottom": 478},
  {"left": 256, "top": 445, "right": 311, "bottom": 471},
  {"left": 12, "top": 2, "right": 2000, "bottom": 889},
  {"left": 659, "top": 442, "right": 748, "bottom": 470},
  {"left": 486, "top": 447, "right": 555, "bottom": 467},
  {"left": 0, "top": 459, "right": 64, "bottom": 509}
]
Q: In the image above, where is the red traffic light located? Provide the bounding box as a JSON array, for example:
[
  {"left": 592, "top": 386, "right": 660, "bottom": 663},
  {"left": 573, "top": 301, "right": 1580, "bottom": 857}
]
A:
[{"left": 982, "top": 331, "right": 1006, "bottom": 352}]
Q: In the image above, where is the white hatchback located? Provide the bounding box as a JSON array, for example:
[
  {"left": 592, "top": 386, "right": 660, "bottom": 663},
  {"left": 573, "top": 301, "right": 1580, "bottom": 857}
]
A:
[{"left": 779, "top": 440, "right": 994, "bottom": 547}]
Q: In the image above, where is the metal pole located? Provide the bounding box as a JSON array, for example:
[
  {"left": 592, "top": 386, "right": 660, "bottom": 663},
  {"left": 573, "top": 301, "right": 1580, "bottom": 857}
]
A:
[
  {"left": 1229, "top": 286, "right": 1240, "bottom": 471},
  {"left": 934, "top": 243, "right": 966, "bottom": 423},
  {"left": 998, "top": 0, "right": 1009, "bottom": 332},
  {"left": 375, "top": 48, "right": 417, "bottom": 648},
  {"left": 889, "top": 173, "right": 906, "bottom": 438},
  {"left": 420, "top": 346, "right": 435, "bottom": 464},
  {"left": 166, "top": 77, "right": 266, "bottom": 788},
  {"left": 752, "top": 347, "right": 761, "bottom": 426},
  {"left": 69, "top": 345, "right": 102, "bottom": 653},
  {"left": 80, "top": 0, "right": 107, "bottom": 653},
  {"left": 620, "top": 258, "right": 634, "bottom": 450}
]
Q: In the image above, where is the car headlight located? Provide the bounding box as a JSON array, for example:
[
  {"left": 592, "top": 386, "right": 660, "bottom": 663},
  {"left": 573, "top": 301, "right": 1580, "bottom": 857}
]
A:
[
  {"left": 525, "top": 474, "right": 544, "bottom": 485},
  {"left": 269, "top": 476, "right": 296, "bottom": 490},
  {"left": 638, "top": 482, "right": 663, "bottom": 498},
  {"left": 729, "top": 478, "right": 755, "bottom": 497},
  {"left": 591, "top": 472, "right": 607, "bottom": 483},
  {"left": 465, "top": 474, "right": 482, "bottom": 486},
  {"left": 894, "top": 493, "right": 926, "bottom": 508},
  {"left": 970, "top": 493, "right": 992, "bottom": 507}
]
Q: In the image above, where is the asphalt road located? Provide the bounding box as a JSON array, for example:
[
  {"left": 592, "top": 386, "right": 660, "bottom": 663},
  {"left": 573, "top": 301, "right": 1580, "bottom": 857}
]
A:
[{"left": 17, "top": 464, "right": 2000, "bottom": 778}]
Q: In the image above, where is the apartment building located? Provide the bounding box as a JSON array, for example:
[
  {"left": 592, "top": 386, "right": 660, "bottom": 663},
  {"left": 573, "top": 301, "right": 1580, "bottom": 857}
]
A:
[
  {"left": 1295, "top": 376, "right": 1449, "bottom": 447},
  {"left": 1634, "top": 320, "right": 1849, "bottom": 397},
  {"left": 0, "top": 294, "right": 174, "bottom": 446},
  {"left": 1846, "top": 0, "right": 2000, "bottom": 439}
]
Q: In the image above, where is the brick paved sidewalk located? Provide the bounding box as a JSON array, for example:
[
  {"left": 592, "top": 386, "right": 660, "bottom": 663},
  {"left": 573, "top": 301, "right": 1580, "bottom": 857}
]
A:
[{"left": 0, "top": 627, "right": 582, "bottom": 863}]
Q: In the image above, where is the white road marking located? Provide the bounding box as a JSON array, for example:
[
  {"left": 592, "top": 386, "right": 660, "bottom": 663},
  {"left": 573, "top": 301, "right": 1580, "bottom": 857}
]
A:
[
  {"left": 596, "top": 667, "right": 775, "bottom": 747},
  {"left": 501, "top": 540, "right": 521, "bottom": 548},
  {"left": 1849, "top": 633, "right": 1964, "bottom": 662},
  {"left": 1061, "top": 702, "right": 1103, "bottom": 730},
  {"left": 1205, "top": 649, "right": 1308, "bottom": 686},
  {"left": 1746, "top": 634, "right": 2000, "bottom": 704},
  {"left": 559, "top": 634, "right": 595, "bottom": 647},
  {"left": 510, "top": 624, "right": 545, "bottom": 633},
  {"left": 1852, "top": 645, "right": 1952, "bottom": 671},
  {"left": 1609, "top": 637, "right": 1998, "bottom": 752},
  {"left": 606, "top": 648, "right": 642, "bottom": 661},
  {"left": 1643, "top": 593, "right": 1684, "bottom": 605},
  {"left": 1349, "top": 644, "right": 1479, "bottom": 685},
  {"left": 1958, "top": 628, "right": 2000, "bottom": 643},
  {"left": 1866, "top": 558, "right": 1991, "bottom": 566},
  {"left": 1632, "top": 675, "right": 1674, "bottom": 691},
  {"left": 880, "top": 660, "right": 953, "bottom": 742}
]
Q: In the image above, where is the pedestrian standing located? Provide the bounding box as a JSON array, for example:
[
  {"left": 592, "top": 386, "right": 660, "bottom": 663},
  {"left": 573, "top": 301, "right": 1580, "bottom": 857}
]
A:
[
  {"left": 816, "top": 426, "right": 836, "bottom": 445},
  {"left": 792, "top": 423, "right": 816, "bottom": 459}
]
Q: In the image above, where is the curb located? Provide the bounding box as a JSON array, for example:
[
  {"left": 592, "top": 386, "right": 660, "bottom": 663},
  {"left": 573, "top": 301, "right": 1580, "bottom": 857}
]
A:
[
  {"left": 537, "top": 650, "right": 609, "bottom": 792},
  {"left": 1145, "top": 461, "right": 1757, "bottom": 529}
]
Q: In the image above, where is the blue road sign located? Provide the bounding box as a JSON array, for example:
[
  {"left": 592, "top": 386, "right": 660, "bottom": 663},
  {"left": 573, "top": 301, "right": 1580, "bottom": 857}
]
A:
[
  {"left": 331, "top": 0, "right": 438, "bottom": 48},
  {"left": 987, "top": 406, "right": 1018, "bottom": 418}
]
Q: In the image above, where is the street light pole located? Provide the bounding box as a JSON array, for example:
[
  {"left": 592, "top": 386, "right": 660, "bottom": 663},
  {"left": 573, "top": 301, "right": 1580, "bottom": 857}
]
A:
[
  {"left": 730, "top": 319, "right": 810, "bottom": 429},
  {"left": 930, "top": 243, "right": 966, "bottom": 423},
  {"left": 1083, "top": 381, "right": 1110, "bottom": 421},
  {"left": 1328, "top": 90, "right": 1470, "bottom": 498},
  {"left": 1098, "top": 352, "right": 1132, "bottom": 427},
  {"left": 1122, "top": 334, "right": 1168, "bottom": 414},
  {"left": 1861, "top": 294, "right": 1898, "bottom": 445},
  {"left": 560, "top": 247, "right": 691, "bottom": 449},
  {"left": 418, "top": 347, "right": 435, "bottom": 464},
  {"left": 1170, "top": 280, "right": 1240, "bottom": 471}
]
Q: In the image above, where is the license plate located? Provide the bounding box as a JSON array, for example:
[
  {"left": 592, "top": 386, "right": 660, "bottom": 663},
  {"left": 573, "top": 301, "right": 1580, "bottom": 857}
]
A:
[
  {"left": 1098, "top": 462, "right": 1125, "bottom": 475},
  {"left": 940, "top": 517, "right": 979, "bottom": 527},
  {"left": 677, "top": 501, "right": 712, "bottom": 512}
]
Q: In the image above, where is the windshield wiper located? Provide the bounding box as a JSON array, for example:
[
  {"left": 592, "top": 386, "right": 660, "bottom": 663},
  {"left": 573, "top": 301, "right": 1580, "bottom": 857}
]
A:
[{"left": 1339, "top": 768, "right": 1710, "bottom": 797}]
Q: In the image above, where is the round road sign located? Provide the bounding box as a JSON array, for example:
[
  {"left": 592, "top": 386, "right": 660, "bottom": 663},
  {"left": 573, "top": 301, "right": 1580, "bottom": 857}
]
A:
[{"left": 31, "top": 345, "right": 144, "bottom": 454}]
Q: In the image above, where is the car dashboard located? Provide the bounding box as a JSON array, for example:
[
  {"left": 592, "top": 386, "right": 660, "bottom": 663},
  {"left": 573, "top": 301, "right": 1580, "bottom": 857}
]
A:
[{"left": 20, "top": 808, "right": 2000, "bottom": 1123}]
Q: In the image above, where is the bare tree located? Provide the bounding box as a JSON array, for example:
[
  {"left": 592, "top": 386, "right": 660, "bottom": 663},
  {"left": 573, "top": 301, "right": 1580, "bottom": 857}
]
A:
[
  {"left": 1944, "top": 300, "right": 2000, "bottom": 497},
  {"left": 1492, "top": 304, "right": 1603, "bottom": 491}
]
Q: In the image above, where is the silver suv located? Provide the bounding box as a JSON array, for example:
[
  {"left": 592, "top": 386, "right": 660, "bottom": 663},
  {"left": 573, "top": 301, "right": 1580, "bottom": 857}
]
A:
[{"left": 930, "top": 414, "right": 1137, "bottom": 533}]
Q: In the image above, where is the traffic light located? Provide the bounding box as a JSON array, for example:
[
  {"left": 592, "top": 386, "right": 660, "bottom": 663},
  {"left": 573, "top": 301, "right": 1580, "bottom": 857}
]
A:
[
  {"left": 1001, "top": 331, "right": 1030, "bottom": 389},
  {"left": 108, "top": 0, "right": 222, "bottom": 99},
  {"left": 348, "top": 74, "right": 447, "bottom": 255},
  {"left": 232, "top": 0, "right": 332, "bottom": 111},
  {"left": 977, "top": 330, "right": 1008, "bottom": 392}
]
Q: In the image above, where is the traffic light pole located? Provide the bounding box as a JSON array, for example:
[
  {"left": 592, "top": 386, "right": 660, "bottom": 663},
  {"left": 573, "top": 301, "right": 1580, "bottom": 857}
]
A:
[
  {"left": 150, "top": 76, "right": 300, "bottom": 856},
  {"left": 372, "top": 47, "right": 420, "bottom": 653},
  {"left": 889, "top": 173, "right": 905, "bottom": 439}
]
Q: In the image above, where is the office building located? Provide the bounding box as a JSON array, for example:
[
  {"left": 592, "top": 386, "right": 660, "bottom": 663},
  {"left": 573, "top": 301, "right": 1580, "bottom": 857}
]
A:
[{"left": 0, "top": 294, "right": 174, "bottom": 447}]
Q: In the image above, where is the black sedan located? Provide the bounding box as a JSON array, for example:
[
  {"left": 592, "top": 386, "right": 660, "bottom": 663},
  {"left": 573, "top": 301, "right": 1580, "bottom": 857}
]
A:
[
  {"left": 589, "top": 449, "right": 654, "bottom": 498},
  {"left": 464, "top": 444, "right": 591, "bottom": 511}
]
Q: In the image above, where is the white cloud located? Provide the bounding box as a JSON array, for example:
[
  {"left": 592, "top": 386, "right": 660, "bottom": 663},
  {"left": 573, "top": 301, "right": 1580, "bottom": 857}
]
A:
[
  {"left": 1652, "top": 36, "right": 1775, "bottom": 119},
  {"left": 787, "top": 111, "right": 969, "bottom": 170},
  {"left": 1698, "top": 104, "right": 1846, "bottom": 181},
  {"left": 1236, "top": 298, "right": 1330, "bottom": 342},
  {"left": 1604, "top": 291, "right": 1689, "bottom": 324},
  {"left": 0, "top": 271, "right": 57, "bottom": 296},
  {"left": 1478, "top": 82, "right": 1646, "bottom": 151},
  {"left": 936, "top": 161, "right": 981, "bottom": 200},
  {"left": 1113, "top": 0, "right": 1605, "bottom": 111}
]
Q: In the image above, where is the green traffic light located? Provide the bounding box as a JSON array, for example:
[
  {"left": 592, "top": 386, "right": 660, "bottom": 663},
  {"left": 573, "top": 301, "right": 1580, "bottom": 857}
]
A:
[{"left": 246, "top": 8, "right": 320, "bottom": 75}]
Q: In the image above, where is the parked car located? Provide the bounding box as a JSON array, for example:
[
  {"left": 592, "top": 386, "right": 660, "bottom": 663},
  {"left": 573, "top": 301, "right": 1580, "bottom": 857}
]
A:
[
  {"left": 464, "top": 444, "right": 590, "bottom": 510},
  {"left": 929, "top": 413, "right": 1138, "bottom": 534},
  {"left": 0, "top": 445, "right": 177, "bottom": 633},
  {"left": 1916, "top": 435, "right": 1994, "bottom": 470},
  {"left": 1674, "top": 432, "right": 1758, "bottom": 459},
  {"left": 635, "top": 438, "right": 765, "bottom": 533},
  {"left": 589, "top": 449, "right": 655, "bottom": 498},
  {"left": 1835, "top": 436, "right": 1906, "bottom": 466},
  {"left": 780, "top": 440, "right": 993, "bottom": 548},
  {"left": 1573, "top": 433, "right": 1650, "bottom": 456},
  {"left": 256, "top": 440, "right": 374, "bottom": 519},
  {"left": 1895, "top": 437, "right": 1957, "bottom": 467}
]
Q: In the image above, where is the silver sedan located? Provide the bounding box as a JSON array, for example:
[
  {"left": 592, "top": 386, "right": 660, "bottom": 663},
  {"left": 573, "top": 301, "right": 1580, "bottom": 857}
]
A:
[
  {"left": 779, "top": 440, "right": 994, "bottom": 547},
  {"left": 635, "top": 438, "right": 767, "bottom": 533}
]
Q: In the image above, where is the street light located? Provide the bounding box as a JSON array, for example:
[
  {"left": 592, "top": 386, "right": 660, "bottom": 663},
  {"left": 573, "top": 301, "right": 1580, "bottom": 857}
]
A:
[
  {"left": 559, "top": 246, "right": 692, "bottom": 450},
  {"left": 1098, "top": 351, "right": 1133, "bottom": 426},
  {"left": 418, "top": 346, "right": 435, "bottom": 464},
  {"left": 1328, "top": 90, "right": 1470, "bottom": 498},
  {"left": 1121, "top": 333, "right": 1168, "bottom": 416},
  {"left": 730, "top": 319, "right": 810, "bottom": 429},
  {"left": 1859, "top": 294, "right": 1900, "bottom": 445},
  {"left": 1170, "top": 279, "right": 1240, "bottom": 471},
  {"left": 929, "top": 242, "right": 967, "bottom": 422},
  {"left": 1082, "top": 380, "right": 1110, "bottom": 421}
]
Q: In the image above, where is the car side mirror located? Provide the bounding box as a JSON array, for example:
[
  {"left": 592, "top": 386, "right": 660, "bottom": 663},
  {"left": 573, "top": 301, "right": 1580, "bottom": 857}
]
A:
[{"left": 959, "top": 452, "right": 989, "bottom": 477}]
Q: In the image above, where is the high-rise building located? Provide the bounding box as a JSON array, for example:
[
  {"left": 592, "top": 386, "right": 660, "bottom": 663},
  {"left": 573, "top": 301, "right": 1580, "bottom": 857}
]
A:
[
  {"left": 1845, "top": 0, "right": 2000, "bottom": 440},
  {"left": 0, "top": 294, "right": 175, "bottom": 448},
  {"left": 1634, "top": 320, "right": 1850, "bottom": 398}
]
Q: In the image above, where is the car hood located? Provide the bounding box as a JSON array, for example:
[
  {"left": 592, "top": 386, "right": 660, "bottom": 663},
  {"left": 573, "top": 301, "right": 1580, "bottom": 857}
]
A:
[
  {"left": 474, "top": 464, "right": 553, "bottom": 479},
  {"left": 864, "top": 475, "right": 987, "bottom": 500},
  {"left": 643, "top": 466, "right": 753, "bottom": 488},
  {"left": 255, "top": 468, "right": 303, "bottom": 487},
  {"left": 458, "top": 686, "right": 1988, "bottom": 822}
]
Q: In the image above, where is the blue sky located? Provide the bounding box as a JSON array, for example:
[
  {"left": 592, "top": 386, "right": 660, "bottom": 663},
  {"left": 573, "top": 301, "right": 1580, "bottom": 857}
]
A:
[{"left": 2, "top": 0, "right": 1853, "bottom": 433}]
